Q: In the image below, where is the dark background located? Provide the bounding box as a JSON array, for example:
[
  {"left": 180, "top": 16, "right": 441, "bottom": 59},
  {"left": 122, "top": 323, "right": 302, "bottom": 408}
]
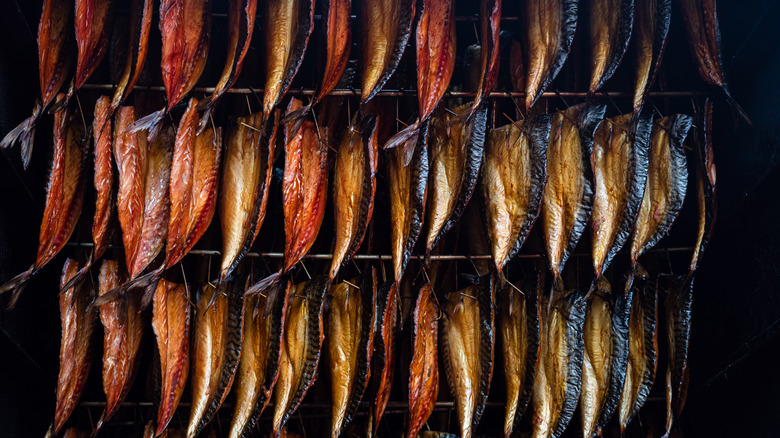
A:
[{"left": 1, "top": 0, "right": 779, "bottom": 437}]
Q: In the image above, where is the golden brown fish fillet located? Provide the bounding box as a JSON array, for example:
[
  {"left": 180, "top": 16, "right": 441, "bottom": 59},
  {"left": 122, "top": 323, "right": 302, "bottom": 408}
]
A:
[
  {"left": 230, "top": 280, "right": 290, "bottom": 438},
  {"left": 483, "top": 116, "right": 550, "bottom": 277},
  {"left": 71, "top": 0, "right": 112, "bottom": 96},
  {"left": 271, "top": 276, "right": 329, "bottom": 437},
  {"left": 531, "top": 289, "right": 586, "bottom": 438},
  {"left": 261, "top": 0, "right": 315, "bottom": 121},
  {"left": 519, "top": 0, "right": 578, "bottom": 112},
  {"left": 219, "top": 111, "right": 278, "bottom": 281},
  {"left": 588, "top": 0, "right": 634, "bottom": 93},
  {"left": 152, "top": 278, "right": 191, "bottom": 437},
  {"left": 579, "top": 280, "right": 612, "bottom": 438},
  {"left": 441, "top": 277, "right": 495, "bottom": 438},
  {"left": 541, "top": 103, "right": 604, "bottom": 287},
  {"left": 590, "top": 113, "right": 652, "bottom": 278},
  {"left": 165, "top": 98, "right": 223, "bottom": 269},
  {"left": 95, "top": 259, "right": 145, "bottom": 433},
  {"left": 187, "top": 280, "right": 244, "bottom": 438},
  {"left": 631, "top": 0, "right": 671, "bottom": 118},
  {"left": 425, "top": 103, "right": 487, "bottom": 257},
  {"left": 629, "top": 114, "right": 691, "bottom": 266},
  {"left": 0, "top": 105, "right": 86, "bottom": 306},
  {"left": 50, "top": 259, "right": 96, "bottom": 436},
  {"left": 327, "top": 272, "right": 377, "bottom": 437},
  {"left": 407, "top": 283, "right": 439, "bottom": 438},
  {"left": 368, "top": 281, "right": 398, "bottom": 436},
  {"left": 500, "top": 279, "right": 540, "bottom": 438},
  {"left": 198, "top": 0, "right": 258, "bottom": 130},
  {"left": 282, "top": 98, "right": 329, "bottom": 273},
  {"left": 109, "top": 0, "right": 153, "bottom": 112},
  {"left": 1, "top": 0, "right": 74, "bottom": 168},
  {"left": 330, "top": 116, "right": 379, "bottom": 280},
  {"left": 359, "top": 0, "right": 415, "bottom": 107},
  {"left": 473, "top": 0, "right": 501, "bottom": 110},
  {"left": 385, "top": 0, "right": 456, "bottom": 165}
]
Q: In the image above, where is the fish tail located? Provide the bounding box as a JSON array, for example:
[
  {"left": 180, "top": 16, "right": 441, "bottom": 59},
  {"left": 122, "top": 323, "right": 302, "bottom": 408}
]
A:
[
  {"left": 196, "top": 100, "right": 217, "bottom": 135},
  {"left": 722, "top": 87, "right": 752, "bottom": 127},
  {"left": 0, "top": 266, "right": 33, "bottom": 309},
  {"left": 2, "top": 100, "right": 43, "bottom": 169},
  {"left": 246, "top": 271, "right": 282, "bottom": 299},
  {"left": 384, "top": 120, "right": 420, "bottom": 167},
  {"left": 127, "top": 108, "right": 166, "bottom": 141},
  {"left": 60, "top": 256, "right": 94, "bottom": 294},
  {"left": 91, "top": 267, "right": 162, "bottom": 309}
]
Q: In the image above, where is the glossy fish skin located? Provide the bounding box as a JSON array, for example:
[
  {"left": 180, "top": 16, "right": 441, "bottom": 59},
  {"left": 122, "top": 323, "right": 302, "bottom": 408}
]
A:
[
  {"left": 187, "top": 280, "right": 244, "bottom": 438},
  {"left": 330, "top": 116, "right": 379, "bottom": 280},
  {"left": 272, "top": 276, "right": 329, "bottom": 437},
  {"left": 425, "top": 103, "right": 488, "bottom": 257},
  {"left": 152, "top": 279, "right": 191, "bottom": 438},
  {"left": 368, "top": 281, "right": 398, "bottom": 435},
  {"left": 588, "top": 0, "right": 634, "bottom": 94},
  {"left": 327, "top": 272, "right": 378, "bottom": 437},
  {"left": 595, "top": 282, "right": 632, "bottom": 433},
  {"left": 500, "top": 280, "right": 540, "bottom": 438},
  {"left": 388, "top": 121, "right": 429, "bottom": 286},
  {"left": 219, "top": 112, "right": 278, "bottom": 282},
  {"left": 689, "top": 100, "right": 717, "bottom": 276},
  {"left": 110, "top": 0, "right": 154, "bottom": 112},
  {"left": 407, "top": 283, "right": 439, "bottom": 438},
  {"left": 441, "top": 277, "right": 495, "bottom": 438},
  {"left": 629, "top": 114, "right": 691, "bottom": 265},
  {"left": 384, "top": 0, "right": 456, "bottom": 164},
  {"left": 0, "top": 105, "right": 86, "bottom": 304},
  {"left": 473, "top": 0, "right": 501, "bottom": 110},
  {"left": 51, "top": 259, "right": 96, "bottom": 436},
  {"left": 531, "top": 290, "right": 586, "bottom": 438},
  {"left": 617, "top": 268, "right": 657, "bottom": 433},
  {"left": 1, "top": 0, "right": 73, "bottom": 168},
  {"left": 662, "top": 275, "right": 693, "bottom": 438},
  {"left": 262, "top": 0, "right": 315, "bottom": 121},
  {"left": 160, "top": 0, "right": 210, "bottom": 111},
  {"left": 590, "top": 113, "right": 652, "bottom": 278},
  {"left": 95, "top": 260, "right": 145, "bottom": 433},
  {"left": 198, "top": 0, "right": 258, "bottom": 130},
  {"left": 72, "top": 0, "right": 112, "bottom": 93},
  {"left": 114, "top": 107, "right": 173, "bottom": 280},
  {"left": 483, "top": 116, "right": 550, "bottom": 277},
  {"left": 542, "top": 103, "right": 605, "bottom": 286},
  {"left": 230, "top": 281, "right": 291, "bottom": 438},
  {"left": 165, "top": 98, "right": 223, "bottom": 269},
  {"left": 631, "top": 0, "right": 671, "bottom": 118},
  {"left": 282, "top": 99, "right": 329, "bottom": 273},
  {"left": 520, "top": 0, "right": 578, "bottom": 112},
  {"left": 316, "top": 0, "right": 352, "bottom": 105},
  {"left": 359, "top": 0, "right": 416, "bottom": 105}
]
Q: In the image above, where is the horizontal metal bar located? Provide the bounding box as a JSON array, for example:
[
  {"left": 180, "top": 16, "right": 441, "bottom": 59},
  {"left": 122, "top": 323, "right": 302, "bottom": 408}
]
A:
[{"left": 77, "top": 83, "right": 708, "bottom": 99}]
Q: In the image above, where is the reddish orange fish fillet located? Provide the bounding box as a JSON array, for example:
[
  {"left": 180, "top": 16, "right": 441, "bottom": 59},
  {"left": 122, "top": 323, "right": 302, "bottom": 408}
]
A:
[
  {"left": 152, "top": 279, "right": 191, "bottom": 437},
  {"left": 473, "top": 0, "right": 501, "bottom": 110},
  {"left": 110, "top": 0, "right": 154, "bottom": 112},
  {"left": 407, "top": 283, "right": 439, "bottom": 438},
  {"left": 368, "top": 281, "right": 398, "bottom": 435},
  {"left": 95, "top": 259, "right": 145, "bottom": 433},
  {"left": 50, "top": 259, "right": 96, "bottom": 436},
  {"left": 70, "top": 0, "right": 112, "bottom": 96}
]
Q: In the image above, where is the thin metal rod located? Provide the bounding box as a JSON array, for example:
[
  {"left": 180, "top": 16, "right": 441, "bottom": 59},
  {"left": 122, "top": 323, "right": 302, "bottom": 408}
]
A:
[{"left": 77, "top": 83, "right": 708, "bottom": 99}]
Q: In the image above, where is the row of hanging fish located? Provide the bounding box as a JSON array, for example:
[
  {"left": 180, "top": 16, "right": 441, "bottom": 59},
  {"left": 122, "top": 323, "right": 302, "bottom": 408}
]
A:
[{"left": 1, "top": 0, "right": 745, "bottom": 170}]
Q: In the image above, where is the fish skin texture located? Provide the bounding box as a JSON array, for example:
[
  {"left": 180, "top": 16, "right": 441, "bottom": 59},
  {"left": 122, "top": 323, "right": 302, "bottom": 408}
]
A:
[
  {"left": 588, "top": 0, "right": 635, "bottom": 93},
  {"left": 407, "top": 283, "right": 439, "bottom": 438},
  {"left": 109, "top": 0, "right": 154, "bottom": 112},
  {"left": 368, "top": 281, "right": 398, "bottom": 436},
  {"left": 73, "top": 0, "right": 112, "bottom": 92},
  {"left": 631, "top": 0, "right": 671, "bottom": 118}
]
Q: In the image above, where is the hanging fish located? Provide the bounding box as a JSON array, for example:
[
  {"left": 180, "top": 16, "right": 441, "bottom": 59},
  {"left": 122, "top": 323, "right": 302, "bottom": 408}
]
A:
[
  {"left": 67, "top": 0, "right": 112, "bottom": 101},
  {"left": 186, "top": 279, "right": 244, "bottom": 438},
  {"left": 94, "top": 260, "right": 145, "bottom": 433},
  {"left": 517, "top": 0, "right": 578, "bottom": 112},
  {"left": 0, "top": 104, "right": 86, "bottom": 307},
  {"left": 261, "top": 0, "right": 315, "bottom": 123},
  {"left": 367, "top": 281, "right": 399, "bottom": 436},
  {"left": 688, "top": 100, "right": 717, "bottom": 278},
  {"left": 330, "top": 116, "right": 379, "bottom": 281},
  {"left": 130, "top": 0, "right": 211, "bottom": 140},
  {"left": 631, "top": 0, "right": 671, "bottom": 118},
  {"left": 1, "top": 0, "right": 74, "bottom": 168},
  {"left": 425, "top": 103, "right": 488, "bottom": 258},
  {"left": 385, "top": 0, "right": 456, "bottom": 166},
  {"left": 219, "top": 112, "right": 278, "bottom": 282},
  {"left": 271, "top": 276, "right": 329, "bottom": 437},
  {"left": 588, "top": 0, "right": 635, "bottom": 93},
  {"left": 541, "top": 103, "right": 604, "bottom": 289},
  {"left": 230, "top": 280, "right": 291, "bottom": 438},
  {"left": 617, "top": 267, "right": 657, "bottom": 433},
  {"left": 109, "top": 0, "right": 154, "bottom": 112},
  {"left": 359, "top": 0, "right": 416, "bottom": 106},
  {"left": 591, "top": 112, "right": 652, "bottom": 279},
  {"left": 152, "top": 278, "right": 191, "bottom": 437},
  {"left": 327, "top": 271, "right": 378, "bottom": 437},
  {"left": 49, "top": 259, "right": 96, "bottom": 437},
  {"left": 531, "top": 289, "right": 586, "bottom": 438},
  {"left": 472, "top": 0, "right": 502, "bottom": 110},
  {"left": 500, "top": 278, "right": 541, "bottom": 437},
  {"left": 483, "top": 116, "right": 550, "bottom": 278},
  {"left": 198, "top": 0, "right": 258, "bottom": 130},
  {"left": 440, "top": 276, "right": 495, "bottom": 438},
  {"left": 407, "top": 283, "right": 439, "bottom": 438},
  {"left": 388, "top": 120, "right": 429, "bottom": 286}
]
